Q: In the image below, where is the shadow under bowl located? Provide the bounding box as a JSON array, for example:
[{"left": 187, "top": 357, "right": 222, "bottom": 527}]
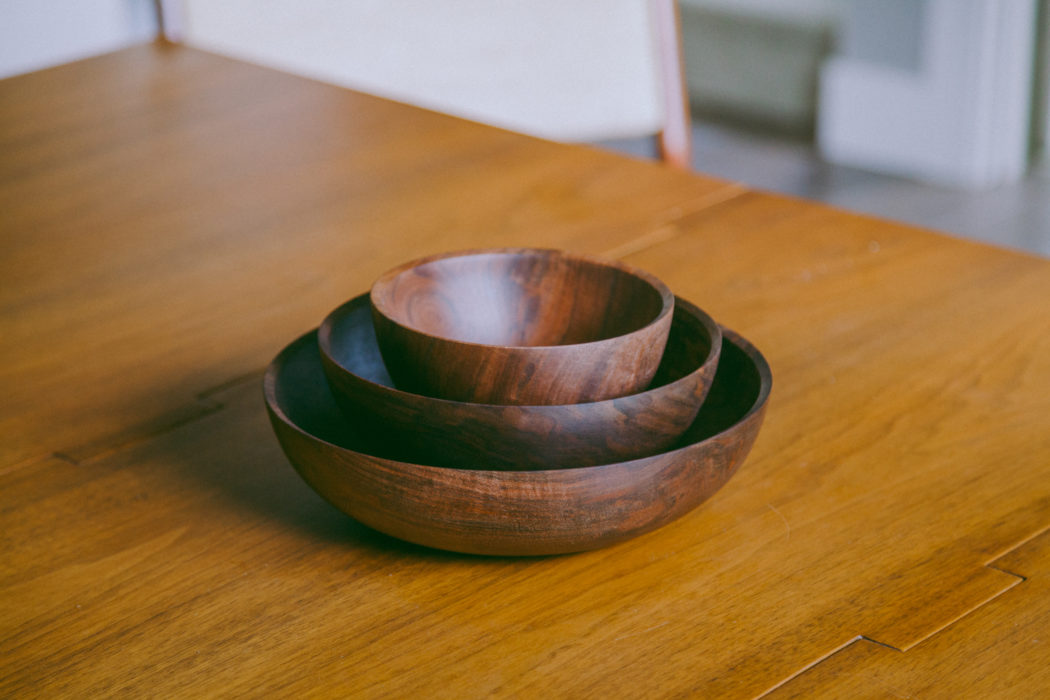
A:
[
  {"left": 369, "top": 248, "right": 674, "bottom": 405},
  {"left": 264, "top": 326, "right": 771, "bottom": 556},
  {"left": 319, "top": 293, "right": 721, "bottom": 469}
]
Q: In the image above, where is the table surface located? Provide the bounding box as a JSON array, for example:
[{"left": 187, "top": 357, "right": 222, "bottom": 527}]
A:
[{"left": 3, "top": 42, "right": 1049, "bottom": 698}]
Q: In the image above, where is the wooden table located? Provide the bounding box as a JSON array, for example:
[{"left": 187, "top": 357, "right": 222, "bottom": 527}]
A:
[{"left": 3, "top": 43, "right": 1049, "bottom": 698}]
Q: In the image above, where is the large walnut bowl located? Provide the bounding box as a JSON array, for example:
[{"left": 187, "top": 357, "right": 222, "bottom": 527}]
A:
[
  {"left": 369, "top": 248, "right": 675, "bottom": 405},
  {"left": 318, "top": 293, "right": 721, "bottom": 469},
  {"left": 264, "top": 327, "right": 771, "bottom": 556}
]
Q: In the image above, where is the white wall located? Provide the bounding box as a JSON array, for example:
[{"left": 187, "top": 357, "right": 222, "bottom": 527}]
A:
[{"left": 0, "top": 0, "right": 156, "bottom": 79}]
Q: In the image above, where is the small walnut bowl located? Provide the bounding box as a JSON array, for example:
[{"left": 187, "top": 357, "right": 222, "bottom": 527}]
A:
[
  {"left": 318, "top": 293, "right": 721, "bottom": 469},
  {"left": 264, "top": 327, "right": 771, "bottom": 556},
  {"left": 369, "top": 248, "right": 674, "bottom": 405}
]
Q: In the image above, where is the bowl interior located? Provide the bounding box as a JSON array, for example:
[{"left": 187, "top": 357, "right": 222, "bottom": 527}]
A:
[
  {"left": 276, "top": 328, "right": 762, "bottom": 464},
  {"left": 327, "top": 294, "right": 706, "bottom": 402},
  {"left": 372, "top": 250, "right": 667, "bottom": 346}
]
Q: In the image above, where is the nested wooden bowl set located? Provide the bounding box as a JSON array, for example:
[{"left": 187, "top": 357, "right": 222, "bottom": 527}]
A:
[{"left": 265, "top": 249, "right": 771, "bottom": 556}]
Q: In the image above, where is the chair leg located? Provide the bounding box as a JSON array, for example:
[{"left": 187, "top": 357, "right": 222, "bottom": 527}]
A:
[
  {"left": 651, "top": 0, "right": 693, "bottom": 169},
  {"left": 154, "top": 0, "right": 185, "bottom": 43}
]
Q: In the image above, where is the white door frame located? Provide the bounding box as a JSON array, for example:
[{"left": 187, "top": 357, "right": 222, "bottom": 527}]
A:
[{"left": 818, "top": 0, "right": 1038, "bottom": 189}]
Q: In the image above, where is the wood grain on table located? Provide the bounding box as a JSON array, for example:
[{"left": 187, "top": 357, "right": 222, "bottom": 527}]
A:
[
  {"left": 770, "top": 528, "right": 1050, "bottom": 698},
  {"left": 3, "top": 42, "right": 1050, "bottom": 698},
  {"left": 0, "top": 43, "right": 739, "bottom": 471},
  {"left": 623, "top": 192, "right": 1050, "bottom": 694}
]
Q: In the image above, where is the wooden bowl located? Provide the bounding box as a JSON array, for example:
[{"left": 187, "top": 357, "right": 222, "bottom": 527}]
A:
[
  {"left": 370, "top": 248, "right": 675, "bottom": 405},
  {"left": 264, "top": 326, "right": 771, "bottom": 556},
  {"left": 318, "top": 293, "right": 721, "bottom": 468}
]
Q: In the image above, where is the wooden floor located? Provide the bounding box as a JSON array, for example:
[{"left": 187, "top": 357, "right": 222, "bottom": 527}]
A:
[{"left": 606, "top": 123, "right": 1050, "bottom": 259}]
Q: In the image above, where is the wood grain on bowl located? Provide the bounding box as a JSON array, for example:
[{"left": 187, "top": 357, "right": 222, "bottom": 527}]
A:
[
  {"left": 319, "top": 293, "right": 721, "bottom": 468},
  {"left": 369, "top": 248, "right": 675, "bottom": 405},
  {"left": 265, "top": 327, "right": 769, "bottom": 556}
]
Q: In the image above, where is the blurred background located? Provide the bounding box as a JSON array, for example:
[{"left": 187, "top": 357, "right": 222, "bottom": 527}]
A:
[{"left": 2, "top": 0, "right": 1047, "bottom": 255}]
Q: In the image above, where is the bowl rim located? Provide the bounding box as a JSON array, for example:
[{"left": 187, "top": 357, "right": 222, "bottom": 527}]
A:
[
  {"left": 319, "top": 292, "right": 720, "bottom": 411},
  {"left": 266, "top": 324, "right": 772, "bottom": 476},
  {"left": 368, "top": 247, "right": 675, "bottom": 351}
]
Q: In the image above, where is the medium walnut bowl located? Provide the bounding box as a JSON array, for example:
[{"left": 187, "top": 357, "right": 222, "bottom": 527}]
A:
[
  {"left": 318, "top": 293, "right": 721, "bottom": 469},
  {"left": 370, "top": 248, "right": 675, "bottom": 405},
  {"left": 264, "top": 327, "right": 771, "bottom": 556}
]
